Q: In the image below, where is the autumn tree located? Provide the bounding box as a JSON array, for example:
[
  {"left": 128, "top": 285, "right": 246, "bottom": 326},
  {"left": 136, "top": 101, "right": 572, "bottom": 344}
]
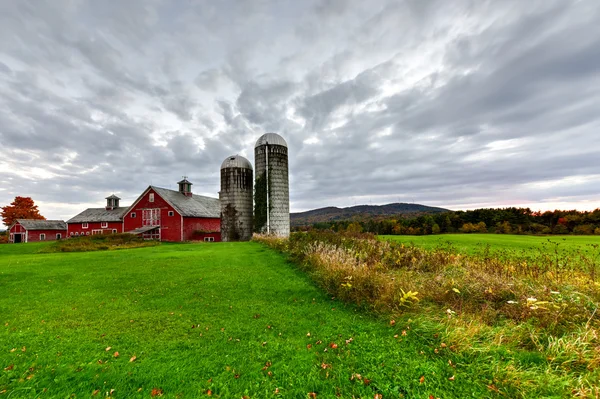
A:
[{"left": 1, "top": 196, "right": 46, "bottom": 227}]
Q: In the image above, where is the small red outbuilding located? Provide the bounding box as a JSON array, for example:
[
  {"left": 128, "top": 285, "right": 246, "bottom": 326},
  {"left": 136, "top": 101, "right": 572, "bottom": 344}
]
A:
[
  {"left": 66, "top": 195, "right": 128, "bottom": 237},
  {"left": 9, "top": 219, "right": 67, "bottom": 243}
]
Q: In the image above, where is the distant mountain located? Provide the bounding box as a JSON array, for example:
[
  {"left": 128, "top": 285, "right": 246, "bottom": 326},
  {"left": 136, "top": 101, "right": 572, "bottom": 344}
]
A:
[{"left": 291, "top": 203, "right": 450, "bottom": 227}]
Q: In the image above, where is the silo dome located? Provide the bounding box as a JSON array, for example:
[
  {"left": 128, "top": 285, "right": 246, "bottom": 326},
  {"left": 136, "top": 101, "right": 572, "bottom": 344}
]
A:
[
  {"left": 221, "top": 155, "right": 253, "bottom": 170},
  {"left": 255, "top": 133, "right": 288, "bottom": 148},
  {"left": 219, "top": 155, "right": 254, "bottom": 242}
]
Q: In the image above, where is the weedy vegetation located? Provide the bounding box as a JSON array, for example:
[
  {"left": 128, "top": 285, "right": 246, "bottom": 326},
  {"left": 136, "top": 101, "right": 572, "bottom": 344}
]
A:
[
  {"left": 39, "top": 233, "right": 159, "bottom": 253},
  {"left": 255, "top": 231, "right": 600, "bottom": 397}
]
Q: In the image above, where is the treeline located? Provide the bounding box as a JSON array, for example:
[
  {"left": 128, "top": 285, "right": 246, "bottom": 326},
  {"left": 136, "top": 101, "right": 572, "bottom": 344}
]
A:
[{"left": 296, "top": 207, "right": 600, "bottom": 235}]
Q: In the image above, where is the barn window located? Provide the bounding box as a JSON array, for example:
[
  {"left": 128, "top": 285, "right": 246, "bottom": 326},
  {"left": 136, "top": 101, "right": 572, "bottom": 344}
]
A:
[
  {"left": 149, "top": 193, "right": 155, "bottom": 202},
  {"left": 86, "top": 232, "right": 90, "bottom": 235},
  {"left": 168, "top": 211, "right": 174, "bottom": 217},
  {"left": 82, "top": 223, "right": 88, "bottom": 229},
  {"left": 204, "top": 237, "right": 214, "bottom": 242},
  {"left": 75, "top": 232, "right": 79, "bottom": 236},
  {"left": 70, "top": 232, "right": 74, "bottom": 236},
  {"left": 112, "top": 229, "right": 117, "bottom": 234},
  {"left": 101, "top": 222, "right": 108, "bottom": 228},
  {"left": 131, "top": 212, "right": 136, "bottom": 218},
  {"left": 56, "top": 233, "right": 62, "bottom": 240},
  {"left": 40, "top": 234, "right": 46, "bottom": 241}
]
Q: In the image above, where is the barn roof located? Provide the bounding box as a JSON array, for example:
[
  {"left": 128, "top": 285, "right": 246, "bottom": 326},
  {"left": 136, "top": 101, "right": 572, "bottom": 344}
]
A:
[
  {"left": 16, "top": 219, "right": 67, "bottom": 230},
  {"left": 67, "top": 207, "right": 129, "bottom": 223},
  {"left": 151, "top": 186, "right": 220, "bottom": 218}
]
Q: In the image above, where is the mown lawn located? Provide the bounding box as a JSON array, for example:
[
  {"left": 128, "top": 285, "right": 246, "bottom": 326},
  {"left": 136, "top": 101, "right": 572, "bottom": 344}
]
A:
[
  {"left": 381, "top": 234, "right": 600, "bottom": 255},
  {"left": 1, "top": 241, "right": 594, "bottom": 398}
]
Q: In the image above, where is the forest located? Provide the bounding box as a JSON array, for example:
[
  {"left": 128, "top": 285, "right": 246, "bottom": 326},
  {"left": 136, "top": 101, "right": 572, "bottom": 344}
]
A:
[{"left": 299, "top": 207, "right": 600, "bottom": 235}]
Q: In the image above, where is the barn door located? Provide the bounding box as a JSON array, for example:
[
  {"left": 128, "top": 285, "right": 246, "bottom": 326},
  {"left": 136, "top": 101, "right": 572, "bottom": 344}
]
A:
[{"left": 142, "top": 209, "right": 161, "bottom": 226}]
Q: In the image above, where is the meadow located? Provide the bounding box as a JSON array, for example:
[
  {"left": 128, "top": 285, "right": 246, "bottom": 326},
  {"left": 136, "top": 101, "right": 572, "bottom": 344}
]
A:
[
  {"left": 1, "top": 236, "right": 599, "bottom": 398},
  {"left": 381, "top": 234, "right": 600, "bottom": 255}
]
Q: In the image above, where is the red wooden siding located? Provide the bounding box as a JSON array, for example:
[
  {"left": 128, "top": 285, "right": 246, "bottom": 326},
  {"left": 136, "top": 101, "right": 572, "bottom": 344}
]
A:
[
  {"left": 123, "top": 188, "right": 182, "bottom": 242},
  {"left": 183, "top": 217, "right": 221, "bottom": 242},
  {"left": 67, "top": 222, "right": 122, "bottom": 237}
]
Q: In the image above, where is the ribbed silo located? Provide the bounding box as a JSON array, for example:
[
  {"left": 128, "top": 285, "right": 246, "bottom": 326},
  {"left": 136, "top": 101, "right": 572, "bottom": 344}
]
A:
[
  {"left": 254, "top": 133, "right": 290, "bottom": 236},
  {"left": 220, "top": 155, "right": 254, "bottom": 241}
]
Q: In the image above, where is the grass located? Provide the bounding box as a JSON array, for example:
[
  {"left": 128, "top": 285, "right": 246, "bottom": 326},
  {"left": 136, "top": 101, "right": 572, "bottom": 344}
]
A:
[
  {"left": 1, "top": 242, "right": 505, "bottom": 398},
  {"left": 381, "top": 234, "right": 600, "bottom": 255},
  {"left": 256, "top": 232, "right": 600, "bottom": 398}
]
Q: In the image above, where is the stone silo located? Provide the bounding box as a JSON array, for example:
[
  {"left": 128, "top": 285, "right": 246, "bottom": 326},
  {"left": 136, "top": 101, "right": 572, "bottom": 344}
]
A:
[
  {"left": 254, "top": 133, "right": 290, "bottom": 236},
  {"left": 220, "top": 155, "right": 254, "bottom": 241}
]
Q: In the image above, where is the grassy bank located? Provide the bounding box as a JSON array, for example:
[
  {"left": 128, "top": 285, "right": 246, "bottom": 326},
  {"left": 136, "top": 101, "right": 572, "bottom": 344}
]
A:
[{"left": 256, "top": 232, "right": 600, "bottom": 398}]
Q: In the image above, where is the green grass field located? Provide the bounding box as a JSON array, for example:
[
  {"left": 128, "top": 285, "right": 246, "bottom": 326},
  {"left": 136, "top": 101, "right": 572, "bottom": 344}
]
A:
[
  {"left": 381, "top": 234, "right": 600, "bottom": 256},
  {"left": 1, "top": 241, "right": 596, "bottom": 398}
]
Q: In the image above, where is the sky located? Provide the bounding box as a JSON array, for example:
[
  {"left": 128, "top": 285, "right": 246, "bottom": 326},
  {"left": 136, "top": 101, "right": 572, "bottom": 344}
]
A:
[{"left": 1, "top": 0, "right": 600, "bottom": 223}]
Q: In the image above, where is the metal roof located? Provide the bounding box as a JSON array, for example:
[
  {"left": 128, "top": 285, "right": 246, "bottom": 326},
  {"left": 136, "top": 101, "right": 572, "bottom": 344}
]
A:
[
  {"left": 255, "top": 133, "right": 287, "bottom": 148},
  {"left": 221, "top": 155, "right": 253, "bottom": 170},
  {"left": 16, "top": 219, "right": 67, "bottom": 230},
  {"left": 151, "top": 186, "right": 220, "bottom": 218},
  {"left": 126, "top": 225, "right": 159, "bottom": 235},
  {"left": 177, "top": 178, "right": 193, "bottom": 185},
  {"left": 105, "top": 194, "right": 121, "bottom": 200},
  {"left": 67, "top": 207, "right": 129, "bottom": 223}
]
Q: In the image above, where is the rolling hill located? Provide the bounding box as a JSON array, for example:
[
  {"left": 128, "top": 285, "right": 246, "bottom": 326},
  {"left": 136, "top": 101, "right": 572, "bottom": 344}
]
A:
[{"left": 290, "top": 203, "right": 450, "bottom": 227}]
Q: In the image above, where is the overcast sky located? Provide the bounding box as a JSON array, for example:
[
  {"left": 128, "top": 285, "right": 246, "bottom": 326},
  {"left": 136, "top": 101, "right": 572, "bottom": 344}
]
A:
[{"left": 1, "top": 0, "right": 599, "bottom": 223}]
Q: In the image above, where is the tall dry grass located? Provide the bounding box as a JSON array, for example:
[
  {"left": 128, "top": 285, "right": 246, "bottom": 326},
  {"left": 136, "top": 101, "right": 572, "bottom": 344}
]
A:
[{"left": 254, "top": 231, "right": 600, "bottom": 374}]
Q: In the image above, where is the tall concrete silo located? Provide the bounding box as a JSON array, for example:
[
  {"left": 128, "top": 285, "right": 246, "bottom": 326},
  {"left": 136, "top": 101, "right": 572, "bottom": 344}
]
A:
[
  {"left": 220, "top": 155, "right": 254, "bottom": 241},
  {"left": 254, "top": 133, "right": 290, "bottom": 236}
]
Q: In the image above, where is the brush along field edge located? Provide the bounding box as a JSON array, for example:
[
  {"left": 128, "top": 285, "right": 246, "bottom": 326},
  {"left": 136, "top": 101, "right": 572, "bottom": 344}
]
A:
[{"left": 254, "top": 232, "right": 600, "bottom": 396}]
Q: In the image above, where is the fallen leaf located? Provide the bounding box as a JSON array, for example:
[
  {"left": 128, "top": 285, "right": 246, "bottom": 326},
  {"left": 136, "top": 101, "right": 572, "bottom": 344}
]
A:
[
  {"left": 401, "top": 330, "right": 407, "bottom": 336},
  {"left": 4, "top": 364, "right": 14, "bottom": 371},
  {"left": 235, "top": 374, "right": 240, "bottom": 379},
  {"left": 374, "top": 394, "right": 382, "bottom": 399},
  {"left": 113, "top": 351, "right": 119, "bottom": 358},
  {"left": 390, "top": 320, "right": 396, "bottom": 326},
  {"left": 206, "top": 389, "right": 212, "bottom": 396},
  {"left": 274, "top": 387, "right": 280, "bottom": 394},
  {"left": 429, "top": 396, "right": 435, "bottom": 399},
  {"left": 440, "top": 343, "right": 447, "bottom": 348},
  {"left": 151, "top": 387, "right": 164, "bottom": 397},
  {"left": 97, "top": 360, "right": 104, "bottom": 364},
  {"left": 321, "top": 363, "right": 331, "bottom": 369},
  {"left": 9, "top": 348, "right": 16, "bottom": 353},
  {"left": 306, "top": 332, "right": 311, "bottom": 337},
  {"left": 109, "top": 389, "right": 115, "bottom": 395},
  {"left": 129, "top": 355, "right": 137, "bottom": 362},
  {"left": 363, "top": 378, "right": 371, "bottom": 385},
  {"left": 26, "top": 374, "right": 33, "bottom": 380},
  {"left": 105, "top": 347, "right": 111, "bottom": 351},
  {"left": 329, "top": 343, "right": 338, "bottom": 349},
  {"left": 315, "top": 340, "right": 322, "bottom": 345},
  {"left": 92, "top": 389, "right": 100, "bottom": 396},
  {"left": 448, "top": 375, "right": 455, "bottom": 381},
  {"left": 308, "top": 393, "right": 317, "bottom": 398},
  {"left": 267, "top": 371, "right": 273, "bottom": 377},
  {"left": 21, "top": 347, "right": 26, "bottom": 352},
  {"left": 419, "top": 376, "right": 425, "bottom": 384},
  {"left": 487, "top": 384, "right": 499, "bottom": 392},
  {"left": 306, "top": 344, "right": 312, "bottom": 349}
]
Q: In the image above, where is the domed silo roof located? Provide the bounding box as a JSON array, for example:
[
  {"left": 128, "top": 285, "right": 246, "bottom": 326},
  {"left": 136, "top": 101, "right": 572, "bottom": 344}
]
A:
[
  {"left": 221, "top": 155, "right": 253, "bottom": 170},
  {"left": 255, "top": 133, "right": 287, "bottom": 148}
]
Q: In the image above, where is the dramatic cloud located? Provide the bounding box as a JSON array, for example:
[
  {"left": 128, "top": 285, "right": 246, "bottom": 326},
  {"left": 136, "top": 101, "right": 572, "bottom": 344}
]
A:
[{"left": 1, "top": 0, "right": 599, "bottom": 223}]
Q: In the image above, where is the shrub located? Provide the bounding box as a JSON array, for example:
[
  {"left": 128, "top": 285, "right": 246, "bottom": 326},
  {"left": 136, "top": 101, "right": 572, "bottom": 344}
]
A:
[{"left": 40, "top": 233, "right": 159, "bottom": 253}]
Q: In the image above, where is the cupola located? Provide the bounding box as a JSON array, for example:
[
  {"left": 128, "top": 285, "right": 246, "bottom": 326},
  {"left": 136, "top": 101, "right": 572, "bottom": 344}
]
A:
[
  {"left": 105, "top": 194, "right": 120, "bottom": 210},
  {"left": 177, "top": 177, "right": 193, "bottom": 197}
]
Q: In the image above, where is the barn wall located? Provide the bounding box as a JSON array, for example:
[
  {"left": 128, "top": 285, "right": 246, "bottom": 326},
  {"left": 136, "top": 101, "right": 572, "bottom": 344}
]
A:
[
  {"left": 67, "top": 222, "right": 122, "bottom": 237},
  {"left": 8, "top": 223, "right": 25, "bottom": 243},
  {"left": 183, "top": 217, "right": 221, "bottom": 242},
  {"left": 123, "top": 188, "right": 182, "bottom": 242},
  {"left": 26, "top": 229, "right": 67, "bottom": 242}
]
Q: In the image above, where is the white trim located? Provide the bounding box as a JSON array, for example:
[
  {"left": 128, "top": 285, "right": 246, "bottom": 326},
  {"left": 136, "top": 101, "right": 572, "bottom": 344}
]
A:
[
  {"left": 25, "top": 230, "right": 28, "bottom": 243},
  {"left": 149, "top": 193, "right": 155, "bottom": 202},
  {"left": 181, "top": 214, "right": 184, "bottom": 241},
  {"left": 40, "top": 233, "right": 46, "bottom": 241},
  {"left": 82, "top": 222, "right": 89, "bottom": 229},
  {"left": 101, "top": 222, "right": 108, "bottom": 228},
  {"left": 56, "top": 233, "right": 62, "bottom": 240},
  {"left": 112, "top": 229, "right": 117, "bottom": 234}
]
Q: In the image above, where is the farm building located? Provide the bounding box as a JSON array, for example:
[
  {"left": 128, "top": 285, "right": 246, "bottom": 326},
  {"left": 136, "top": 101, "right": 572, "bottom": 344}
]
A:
[
  {"left": 66, "top": 195, "right": 128, "bottom": 237},
  {"left": 8, "top": 219, "right": 67, "bottom": 243},
  {"left": 123, "top": 179, "right": 221, "bottom": 242}
]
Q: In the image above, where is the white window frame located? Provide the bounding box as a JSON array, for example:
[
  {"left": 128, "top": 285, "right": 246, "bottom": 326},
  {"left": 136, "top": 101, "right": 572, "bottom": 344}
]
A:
[
  {"left": 112, "top": 229, "right": 117, "bottom": 234},
  {"left": 75, "top": 232, "right": 79, "bottom": 236},
  {"left": 204, "top": 237, "right": 214, "bottom": 242},
  {"left": 40, "top": 233, "right": 46, "bottom": 241},
  {"left": 9, "top": 233, "right": 13, "bottom": 242},
  {"left": 56, "top": 233, "right": 62, "bottom": 240},
  {"left": 168, "top": 211, "right": 174, "bottom": 217},
  {"left": 92, "top": 229, "right": 102, "bottom": 235},
  {"left": 149, "top": 193, "right": 155, "bottom": 202},
  {"left": 86, "top": 232, "right": 90, "bottom": 235},
  {"left": 82, "top": 222, "right": 88, "bottom": 229},
  {"left": 70, "top": 232, "right": 74, "bottom": 236},
  {"left": 131, "top": 212, "right": 136, "bottom": 218},
  {"left": 101, "top": 222, "right": 108, "bottom": 228}
]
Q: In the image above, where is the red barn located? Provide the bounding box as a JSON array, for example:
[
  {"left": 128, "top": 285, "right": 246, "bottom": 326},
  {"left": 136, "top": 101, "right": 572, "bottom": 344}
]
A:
[
  {"left": 123, "top": 179, "right": 221, "bottom": 242},
  {"left": 67, "top": 195, "right": 128, "bottom": 237},
  {"left": 8, "top": 219, "right": 67, "bottom": 243}
]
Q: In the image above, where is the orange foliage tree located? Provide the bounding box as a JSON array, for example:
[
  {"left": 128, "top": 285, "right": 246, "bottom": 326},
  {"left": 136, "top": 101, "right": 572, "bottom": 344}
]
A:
[{"left": 1, "top": 196, "right": 46, "bottom": 227}]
